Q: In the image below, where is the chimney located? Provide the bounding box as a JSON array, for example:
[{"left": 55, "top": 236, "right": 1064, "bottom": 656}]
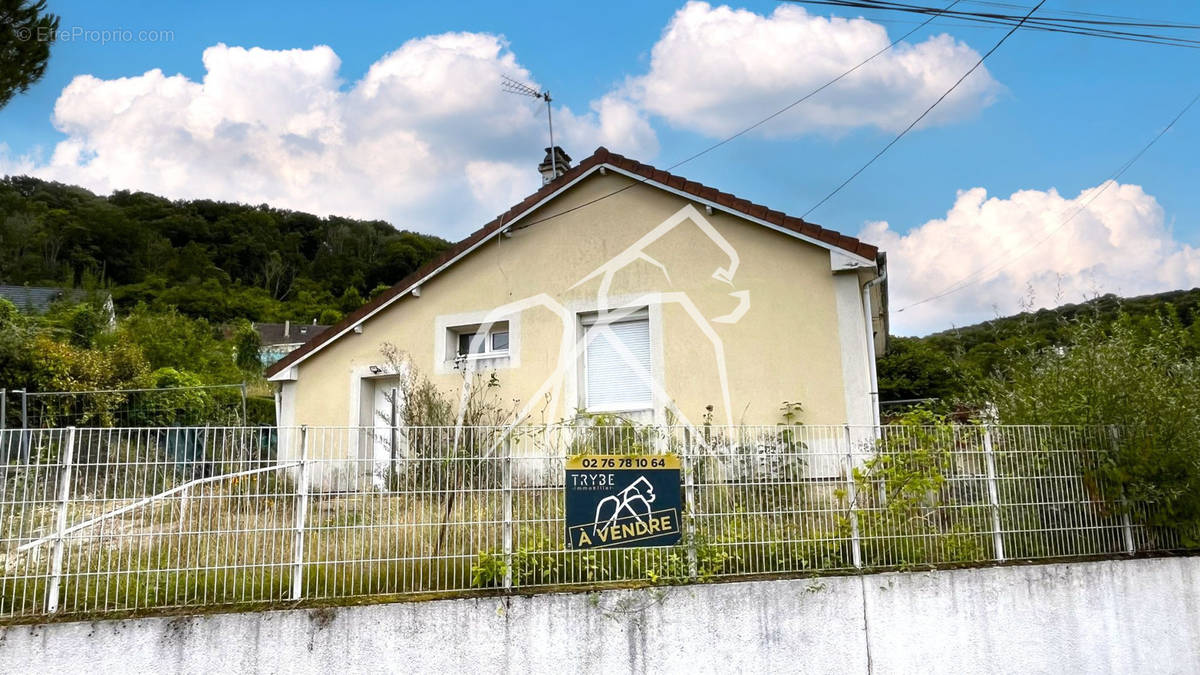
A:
[
  {"left": 284, "top": 320, "right": 290, "bottom": 339},
  {"left": 538, "top": 146, "right": 572, "bottom": 185}
]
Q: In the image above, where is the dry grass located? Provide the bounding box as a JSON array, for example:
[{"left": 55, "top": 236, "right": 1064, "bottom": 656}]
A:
[
  {"left": 1, "top": 480, "right": 860, "bottom": 619},
  {"left": 0, "top": 424, "right": 1170, "bottom": 622}
]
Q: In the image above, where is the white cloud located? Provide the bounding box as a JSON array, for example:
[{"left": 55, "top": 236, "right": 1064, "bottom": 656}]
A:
[
  {"left": 0, "top": 4, "right": 1014, "bottom": 240},
  {"left": 864, "top": 183, "right": 1200, "bottom": 335},
  {"left": 558, "top": 94, "right": 659, "bottom": 161},
  {"left": 6, "top": 34, "right": 658, "bottom": 237},
  {"left": 626, "top": 1, "right": 1002, "bottom": 137}
]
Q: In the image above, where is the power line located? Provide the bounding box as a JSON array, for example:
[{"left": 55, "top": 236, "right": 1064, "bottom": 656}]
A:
[
  {"left": 958, "top": 1, "right": 1150, "bottom": 23},
  {"left": 792, "top": 0, "right": 1200, "bottom": 30},
  {"left": 514, "top": 0, "right": 964, "bottom": 230},
  {"left": 785, "top": 1, "right": 1200, "bottom": 49},
  {"left": 854, "top": 11, "right": 1200, "bottom": 45},
  {"left": 800, "top": 0, "right": 1045, "bottom": 220},
  {"left": 897, "top": 88, "right": 1200, "bottom": 314},
  {"left": 879, "top": 0, "right": 1177, "bottom": 25}
]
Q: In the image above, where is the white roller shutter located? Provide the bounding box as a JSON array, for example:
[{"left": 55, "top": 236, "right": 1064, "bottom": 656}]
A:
[{"left": 585, "top": 318, "right": 652, "bottom": 410}]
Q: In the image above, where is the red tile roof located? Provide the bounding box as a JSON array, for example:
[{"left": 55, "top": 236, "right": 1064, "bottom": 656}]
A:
[{"left": 265, "top": 146, "right": 880, "bottom": 377}]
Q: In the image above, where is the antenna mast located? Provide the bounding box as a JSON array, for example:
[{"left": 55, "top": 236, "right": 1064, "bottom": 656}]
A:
[{"left": 502, "top": 75, "right": 557, "bottom": 177}]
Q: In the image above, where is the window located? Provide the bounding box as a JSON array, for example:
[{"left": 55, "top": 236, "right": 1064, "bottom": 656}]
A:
[
  {"left": 450, "top": 321, "right": 510, "bottom": 360},
  {"left": 435, "top": 314, "right": 518, "bottom": 374},
  {"left": 457, "top": 332, "right": 484, "bottom": 357},
  {"left": 583, "top": 315, "right": 652, "bottom": 411}
]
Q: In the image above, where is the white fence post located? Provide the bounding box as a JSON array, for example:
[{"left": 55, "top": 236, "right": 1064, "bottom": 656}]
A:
[
  {"left": 388, "top": 390, "right": 399, "bottom": 489},
  {"left": 681, "top": 426, "right": 699, "bottom": 579},
  {"left": 502, "top": 432, "right": 513, "bottom": 590},
  {"left": 179, "top": 487, "right": 189, "bottom": 535},
  {"left": 982, "top": 425, "right": 1006, "bottom": 562},
  {"left": 17, "top": 389, "right": 29, "bottom": 462},
  {"left": 1109, "top": 426, "right": 1136, "bottom": 555},
  {"left": 291, "top": 426, "right": 310, "bottom": 601},
  {"left": 843, "top": 425, "right": 863, "bottom": 569},
  {"left": 46, "top": 426, "right": 76, "bottom": 614}
]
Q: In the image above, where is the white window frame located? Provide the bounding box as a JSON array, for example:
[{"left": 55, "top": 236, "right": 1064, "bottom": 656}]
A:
[
  {"left": 580, "top": 308, "right": 654, "bottom": 414},
  {"left": 434, "top": 310, "right": 520, "bottom": 374},
  {"left": 453, "top": 322, "right": 510, "bottom": 360}
]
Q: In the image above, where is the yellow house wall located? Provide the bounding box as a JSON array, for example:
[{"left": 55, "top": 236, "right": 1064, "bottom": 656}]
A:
[{"left": 285, "top": 172, "right": 857, "bottom": 439}]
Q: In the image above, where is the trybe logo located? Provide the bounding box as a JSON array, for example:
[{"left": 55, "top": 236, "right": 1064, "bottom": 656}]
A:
[{"left": 594, "top": 475, "right": 656, "bottom": 535}]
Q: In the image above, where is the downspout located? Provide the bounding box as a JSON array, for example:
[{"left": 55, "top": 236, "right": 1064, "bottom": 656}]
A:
[{"left": 861, "top": 256, "right": 887, "bottom": 428}]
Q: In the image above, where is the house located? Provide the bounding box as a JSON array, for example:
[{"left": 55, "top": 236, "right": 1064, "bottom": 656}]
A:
[
  {"left": 266, "top": 146, "right": 887, "bottom": 455},
  {"left": 255, "top": 321, "right": 332, "bottom": 366},
  {"left": 0, "top": 285, "right": 115, "bottom": 324}
]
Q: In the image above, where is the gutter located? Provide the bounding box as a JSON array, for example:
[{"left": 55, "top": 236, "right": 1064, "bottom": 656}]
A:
[{"left": 861, "top": 253, "right": 888, "bottom": 427}]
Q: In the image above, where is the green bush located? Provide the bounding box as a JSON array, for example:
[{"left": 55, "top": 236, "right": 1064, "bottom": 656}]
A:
[
  {"left": 245, "top": 395, "right": 276, "bottom": 425},
  {"left": 849, "top": 411, "right": 989, "bottom": 568},
  {"left": 470, "top": 552, "right": 508, "bottom": 588},
  {"left": 982, "top": 313, "right": 1200, "bottom": 544},
  {"left": 115, "top": 306, "right": 240, "bottom": 381},
  {"left": 128, "top": 368, "right": 213, "bottom": 426}
]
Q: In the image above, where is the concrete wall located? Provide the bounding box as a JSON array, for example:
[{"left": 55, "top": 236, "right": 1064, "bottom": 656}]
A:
[
  {"left": 4, "top": 557, "right": 1198, "bottom": 674},
  {"left": 279, "top": 171, "right": 879, "bottom": 447}
]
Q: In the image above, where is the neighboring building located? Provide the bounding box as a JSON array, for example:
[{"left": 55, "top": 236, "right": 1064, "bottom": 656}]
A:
[
  {"left": 267, "top": 146, "right": 887, "bottom": 456},
  {"left": 2, "top": 285, "right": 87, "bottom": 311},
  {"left": 0, "top": 285, "right": 115, "bottom": 325},
  {"left": 256, "top": 321, "right": 332, "bottom": 366}
]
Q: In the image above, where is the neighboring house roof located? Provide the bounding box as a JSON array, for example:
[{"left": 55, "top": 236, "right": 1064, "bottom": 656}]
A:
[
  {"left": 266, "top": 146, "right": 881, "bottom": 378},
  {"left": 255, "top": 322, "right": 332, "bottom": 347},
  {"left": 0, "top": 285, "right": 90, "bottom": 313}
]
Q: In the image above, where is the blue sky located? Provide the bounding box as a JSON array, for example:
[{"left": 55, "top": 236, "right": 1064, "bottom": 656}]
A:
[{"left": 3, "top": 1, "right": 1199, "bottom": 334}]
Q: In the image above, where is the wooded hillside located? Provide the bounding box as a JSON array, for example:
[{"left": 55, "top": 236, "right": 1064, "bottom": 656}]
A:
[
  {"left": 0, "top": 176, "right": 451, "bottom": 324},
  {"left": 879, "top": 289, "right": 1200, "bottom": 402}
]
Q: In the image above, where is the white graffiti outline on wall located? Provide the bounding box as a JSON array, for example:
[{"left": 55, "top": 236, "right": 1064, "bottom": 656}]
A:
[{"left": 406, "top": 201, "right": 754, "bottom": 459}]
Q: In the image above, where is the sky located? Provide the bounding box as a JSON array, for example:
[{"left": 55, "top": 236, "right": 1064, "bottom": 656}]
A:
[{"left": 2, "top": 0, "right": 1199, "bottom": 335}]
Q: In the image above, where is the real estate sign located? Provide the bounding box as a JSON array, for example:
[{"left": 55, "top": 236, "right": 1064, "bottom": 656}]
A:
[{"left": 565, "top": 454, "right": 683, "bottom": 549}]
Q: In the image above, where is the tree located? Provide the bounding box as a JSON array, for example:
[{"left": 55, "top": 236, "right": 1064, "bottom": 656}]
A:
[
  {"left": 114, "top": 306, "right": 241, "bottom": 382},
  {"left": 980, "top": 313, "right": 1200, "bottom": 543},
  {"left": 231, "top": 319, "right": 262, "bottom": 373},
  {"left": 0, "top": 0, "right": 59, "bottom": 109},
  {"left": 0, "top": 176, "right": 450, "bottom": 322},
  {"left": 875, "top": 336, "right": 962, "bottom": 402}
]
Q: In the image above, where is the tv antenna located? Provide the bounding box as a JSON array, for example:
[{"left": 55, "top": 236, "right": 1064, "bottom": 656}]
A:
[{"left": 502, "top": 75, "right": 558, "bottom": 178}]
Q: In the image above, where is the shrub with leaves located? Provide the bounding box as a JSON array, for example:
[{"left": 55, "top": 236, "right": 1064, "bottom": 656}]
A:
[
  {"left": 849, "top": 410, "right": 987, "bottom": 567},
  {"left": 470, "top": 551, "right": 508, "bottom": 588},
  {"left": 981, "top": 312, "right": 1200, "bottom": 544}
]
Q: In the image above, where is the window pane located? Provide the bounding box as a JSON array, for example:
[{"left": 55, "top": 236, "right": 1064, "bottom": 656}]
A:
[
  {"left": 457, "top": 332, "right": 485, "bottom": 356},
  {"left": 585, "top": 319, "right": 651, "bottom": 410},
  {"left": 491, "top": 331, "right": 509, "bottom": 351}
]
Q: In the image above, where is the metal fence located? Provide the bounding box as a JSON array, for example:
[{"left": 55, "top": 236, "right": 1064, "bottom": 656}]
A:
[
  {"left": 0, "top": 424, "right": 1182, "bottom": 622},
  {"left": 0, "top": 385, "right": 252, "bottom": 430}
]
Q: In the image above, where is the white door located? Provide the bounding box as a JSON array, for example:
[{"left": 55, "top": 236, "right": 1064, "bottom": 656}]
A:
[{"left": 363, "top": 377, "right": 405, "bottom": 487}]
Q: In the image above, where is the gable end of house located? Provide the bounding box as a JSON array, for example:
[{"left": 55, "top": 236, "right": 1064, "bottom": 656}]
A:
[{"left": 265, "top": 146, "right": 881, "bottom": 380}]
